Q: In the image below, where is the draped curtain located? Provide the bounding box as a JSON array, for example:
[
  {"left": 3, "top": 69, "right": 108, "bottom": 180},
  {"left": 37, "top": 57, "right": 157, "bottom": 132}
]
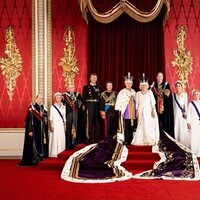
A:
[
  {"left": 80, "top": 0, "right": 170, "bottom": 23},
  {"left": 84, "top": 0, "right": 168, "bottom": 91}
]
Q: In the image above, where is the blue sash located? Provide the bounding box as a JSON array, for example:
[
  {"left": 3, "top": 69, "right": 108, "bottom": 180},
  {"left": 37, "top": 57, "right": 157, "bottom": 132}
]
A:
[
  {"left": 105, "top": 105, "right": 111, "bottom": 112},
  {"left": 53, "top": 105, "right": 64, "bottom": 123},
  {"left": 191, "top": 101, "right": 200, "bottom": 120},
  {"left": 174, "top": 93, "right": 186, "bottom": 118}
]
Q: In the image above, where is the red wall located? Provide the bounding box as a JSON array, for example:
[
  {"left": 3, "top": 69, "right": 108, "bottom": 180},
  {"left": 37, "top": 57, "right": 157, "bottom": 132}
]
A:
[
  {"left": 0, "top": 0, "right": 32, "bottom": 128},
  {"left": 1, "top": 0, "right": 199, "bottom": 128},
  {"left": 52, "top": 0, "right": 88, "bottom": 94},
  {"left": 164, "top": 0, "right": 200, "bottom": 98}
]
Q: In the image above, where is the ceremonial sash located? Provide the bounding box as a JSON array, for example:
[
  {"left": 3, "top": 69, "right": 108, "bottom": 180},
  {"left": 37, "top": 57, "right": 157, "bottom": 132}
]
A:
[
  {"left": 105, "top": 105, "right": 111, "bottom": 112},
  {"left": 29, "top": 105, "right": 43, "bottom": 121},
  {"left": 191, "top": 101, "right": 200, "bottom": 120},
  {"left": 32, "top": 109, "right": 43, "bottom": 121},
  {"left": 152, "top": 82, "right": 167, "bottom": 114},
  {"left": 152, "top": 82, "right": 168, "bottom": 97},
  {"left": 174, "top": 93, "right": 186, "bottom": 118},
  {"left": 63, "top": 93, "right": 74, "bottom": 109},
  {"left": 53, "top": 105, "right": 64, "bottom": 123}
]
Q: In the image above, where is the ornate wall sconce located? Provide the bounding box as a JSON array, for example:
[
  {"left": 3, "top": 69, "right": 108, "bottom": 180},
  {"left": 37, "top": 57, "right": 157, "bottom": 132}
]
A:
[
  {"left": 0, "top": 26, "right": 22, "bottom": 100},
  {"left": 59, "top": 26, "right": 79, "bottom": 88},
  {"left": 172, "top": 25, "right": 193, "bottom": 90}
]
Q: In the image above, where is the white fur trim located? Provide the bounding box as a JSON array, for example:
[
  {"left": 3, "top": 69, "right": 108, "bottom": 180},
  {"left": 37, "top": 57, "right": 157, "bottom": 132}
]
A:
[{"left": 61, "top": 144, "right": 133, "bottom": 183}]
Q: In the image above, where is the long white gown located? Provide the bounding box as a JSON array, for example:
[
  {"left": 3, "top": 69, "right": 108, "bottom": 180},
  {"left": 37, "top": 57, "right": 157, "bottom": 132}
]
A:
[
  {"left": 173, "top": 92, "right": 188, "bottom": 147},
  {"left": 131, "top": 90, "right": 159, "bottom": 146},
  {"left": 49, "top": 103, "right": 66, "bottom": 157},
  {"left": 187, "top": 100, "right": 200, "bottom": 156}
]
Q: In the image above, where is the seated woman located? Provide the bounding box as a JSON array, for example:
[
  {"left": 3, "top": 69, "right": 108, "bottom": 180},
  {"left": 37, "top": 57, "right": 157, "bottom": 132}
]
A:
[{"left": 131, "top": 74, "right": 159, "bottom": 146}]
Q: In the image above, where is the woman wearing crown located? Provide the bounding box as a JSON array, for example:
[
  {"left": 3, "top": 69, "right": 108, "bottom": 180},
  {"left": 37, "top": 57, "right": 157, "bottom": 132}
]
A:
[{"left": 131, "top": 74, "right": 159, "bottom": 146}]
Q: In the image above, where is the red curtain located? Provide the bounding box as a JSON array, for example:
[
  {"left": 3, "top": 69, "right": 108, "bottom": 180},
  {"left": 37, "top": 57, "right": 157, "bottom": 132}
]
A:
[
  {"left": 0, "top": 0, "right": 32, "bottom": 128},
  {"left": 88, "top": 8, "right": 166, "bottom": 91},
  {"left": 91, "top": 0, "right": 160, "bottom": 13}
]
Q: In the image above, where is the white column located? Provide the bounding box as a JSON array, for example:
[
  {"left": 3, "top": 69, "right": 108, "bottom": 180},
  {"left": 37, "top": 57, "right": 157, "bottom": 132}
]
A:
[{"left": 32, "top": 0, "right": 52, "bottom": 108}]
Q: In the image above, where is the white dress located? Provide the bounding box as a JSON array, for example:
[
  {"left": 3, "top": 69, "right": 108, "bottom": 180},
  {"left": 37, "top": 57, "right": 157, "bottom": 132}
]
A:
[
  {"left": 49, "top": 103, "right": 66, "bottom": 157},
  {"left": 187, "top": 100, "right": 200, "bottom": 156},
  {"left": 173, "top": 92, "right": 188, "bottom": 147},
  {"left": 131, "top": 90, "right": 159, "bottom": 146}
]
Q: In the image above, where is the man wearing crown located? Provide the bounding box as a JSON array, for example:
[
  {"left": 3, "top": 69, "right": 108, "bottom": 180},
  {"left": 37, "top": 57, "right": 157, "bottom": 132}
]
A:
[
  {"left": 115, "top": 72, "right": 136, "bottom": 144},
  {"left": 151, "top": 72, "right": 174, "bottom": 137},
  {"left": 19, "top": 94, "right": 49, "bottom": 166}
]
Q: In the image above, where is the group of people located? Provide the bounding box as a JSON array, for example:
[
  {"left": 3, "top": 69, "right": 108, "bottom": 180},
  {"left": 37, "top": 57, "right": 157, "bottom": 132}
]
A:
[{"left": 19, "top": 71, "right": 200, "bottom": 166}]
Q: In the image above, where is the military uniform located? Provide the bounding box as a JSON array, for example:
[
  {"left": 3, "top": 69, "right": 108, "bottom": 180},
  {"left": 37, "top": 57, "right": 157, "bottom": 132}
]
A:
[
  {"left": 100, "top": 91, "right": 117, "bottom": 137},
  {"left": 82, "top": 84, "right": 102, "bottom": 143}
]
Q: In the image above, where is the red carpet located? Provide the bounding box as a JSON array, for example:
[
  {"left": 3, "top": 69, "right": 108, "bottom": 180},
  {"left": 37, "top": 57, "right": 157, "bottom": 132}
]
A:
[{"left": 1, "top": 144, "right": 200, "bottom": 200}]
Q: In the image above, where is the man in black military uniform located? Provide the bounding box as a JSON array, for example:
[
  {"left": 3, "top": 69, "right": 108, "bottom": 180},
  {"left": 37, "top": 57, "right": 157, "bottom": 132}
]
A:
[
  {"left": 100, "top": 81, "right": 117, "bottom": 137},
  {"left": 82, "top": 73, "right": 102, "bottom": 143}
]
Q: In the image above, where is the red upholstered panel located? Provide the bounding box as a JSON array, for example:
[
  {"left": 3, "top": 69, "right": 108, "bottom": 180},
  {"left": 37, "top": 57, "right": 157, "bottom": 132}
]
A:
[
  {"left": 164, "top": 0, "right": 200, "bottom": 99},
  {"left": 52, "top": 0, "right": 88, "bottom": 95},
  {"left": 0, "top": 0, "right": 32, "bottom": 128}
]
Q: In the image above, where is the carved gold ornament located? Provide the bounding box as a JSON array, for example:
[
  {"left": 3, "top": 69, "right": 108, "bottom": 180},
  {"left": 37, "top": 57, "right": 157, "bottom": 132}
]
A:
[
  {"left": 0, "top": 27, "right": 22, "bottom": 100},
  {"left": 172, "top": 25, "right": 193, "bottom": 90},
  {"left": 59, "top": 26, "right": 79, "bottom": 88}
]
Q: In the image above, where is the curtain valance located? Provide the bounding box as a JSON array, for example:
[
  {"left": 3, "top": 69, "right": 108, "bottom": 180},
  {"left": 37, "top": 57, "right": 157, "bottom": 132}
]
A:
[{"left": 80, "top": 0, "right": 170, "bottom": 23}]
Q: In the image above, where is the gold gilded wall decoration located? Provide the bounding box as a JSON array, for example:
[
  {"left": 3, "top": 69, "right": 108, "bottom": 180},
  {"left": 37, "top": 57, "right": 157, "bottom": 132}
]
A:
[
  {"left": 0, "top": 26, "right": 22, "bottom": 100},
  {"left": 172, "top": 25, "right": 193, "bottom": 89},
  {"left": 59, "top": 26, "right": 79, "bottom": 88}
]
